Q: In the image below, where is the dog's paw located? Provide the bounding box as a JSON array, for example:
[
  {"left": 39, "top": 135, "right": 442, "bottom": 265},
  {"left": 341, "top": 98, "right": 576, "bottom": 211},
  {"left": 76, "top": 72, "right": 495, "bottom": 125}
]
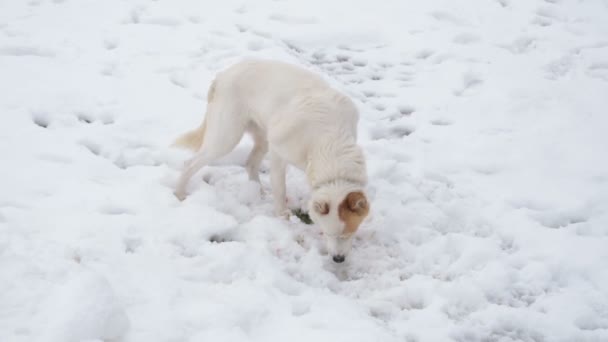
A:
[
  {"left": 174, "top": 190, "right": 187, "bottom": 201},
  {"left": 275, "top": 208, "right": 291, "bottom": 220}
]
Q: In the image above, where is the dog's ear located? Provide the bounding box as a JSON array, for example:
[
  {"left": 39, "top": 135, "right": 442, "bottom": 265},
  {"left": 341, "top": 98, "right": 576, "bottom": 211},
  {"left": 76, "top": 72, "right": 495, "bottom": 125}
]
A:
[
  {"left": 346, "top": 192, "right": 369, "bottom": 215},
  {"left": 313, "top": 201, "right": 330, "bottom": 215}
]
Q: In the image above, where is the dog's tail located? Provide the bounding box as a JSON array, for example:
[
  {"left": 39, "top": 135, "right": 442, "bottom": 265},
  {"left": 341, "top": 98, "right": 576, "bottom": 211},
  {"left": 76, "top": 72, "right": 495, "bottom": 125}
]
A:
[
  {"left": 172, "top": 80, "right": 216, "bottom": 151},
  {"left": 172, "top": 118, "right": 207, "bottom": 151}
]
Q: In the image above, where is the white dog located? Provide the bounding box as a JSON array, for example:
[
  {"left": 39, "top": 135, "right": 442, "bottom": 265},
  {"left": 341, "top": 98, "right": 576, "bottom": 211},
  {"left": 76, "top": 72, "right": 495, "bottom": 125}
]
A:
[{"left": 173, "top": 59, "right": 370, "bottom": 263}]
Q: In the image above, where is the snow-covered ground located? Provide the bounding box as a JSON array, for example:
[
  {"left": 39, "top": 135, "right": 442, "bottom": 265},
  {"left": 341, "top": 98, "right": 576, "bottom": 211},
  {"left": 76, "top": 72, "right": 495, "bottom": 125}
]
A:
[{"left": 1, "top": 0, "right": 608, "bottom": 341}]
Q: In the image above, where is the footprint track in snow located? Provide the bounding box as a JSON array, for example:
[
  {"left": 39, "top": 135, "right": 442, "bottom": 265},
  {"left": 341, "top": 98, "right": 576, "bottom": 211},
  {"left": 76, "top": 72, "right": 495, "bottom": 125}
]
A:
[
  {"left": 415, "top": 49, "right": 435, "bottom": 60},
  {"left": 100, "top": 205, "right": 134, "bottom": 216},
  {"left": 429, "top": 10, "right": 470, "bottom": 27},
  {"left": 454, "top": 71, "right": 484, "bottom": 96},
  {"left": 502, "top": 36, "right": 537, "bottom": 55},
  {"left": 0, "top": 45, "right": 54, "bottom": 57},
  {"left": 123, "top": 237, "right": 142, "bottom": 254},
  {"left": 588, "top": 62, "right": 608, "bottom": 81},
  {"left": 32, "top": 110, "right": 51, "bottom": 128},
  {"left": 398, "top": 105, "right": 415, "bottom": 116},
  {"left": 36, "top": 109, "right": 115, "bottom": 128},
  {"left": 80, "top": 139, "right": 102, "bottom": 156},
  {"left": 531, "top": 8, "right": 559, "bottom": 27},
  {"left": 79, "top": 137, "right": 168, "bottom": 171},
  {"left": 532, "top": 211, "right": 588, "bottom": 229},
  {"left": 74, "top": 110, "right": 115, "bottom": 125},
  {"left": 296, "top": 44, "right": 421, "bottom": 121},
  {"left": 370, "top": 123, "right": 416, "bottom": 140},
  {"left": 169, "top": 72, "right": 189, "bottom": 88},
  {"left": 431, "top": 119, "right": 452, "bottom": 126},
  {"left": 453, "top": 32, "right": 481, "bottom": 45}
]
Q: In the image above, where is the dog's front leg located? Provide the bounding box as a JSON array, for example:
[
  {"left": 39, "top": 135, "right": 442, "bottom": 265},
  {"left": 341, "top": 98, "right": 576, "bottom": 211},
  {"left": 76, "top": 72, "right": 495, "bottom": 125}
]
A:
[{"left": 269, "top": 152, "right": 290, "bottom": 219}]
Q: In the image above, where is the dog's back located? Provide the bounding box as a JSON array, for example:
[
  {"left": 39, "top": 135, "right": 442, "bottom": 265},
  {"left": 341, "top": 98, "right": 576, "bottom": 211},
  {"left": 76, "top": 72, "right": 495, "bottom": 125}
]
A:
[
  {"left": 219, "top": 60, "right": 357, "bottom": 133},
  {"left": 214, "top": 60, "right": 322, "bottom": 115},
  {"left": 212, "top": 59, "right": 359, "bottom": 168}
]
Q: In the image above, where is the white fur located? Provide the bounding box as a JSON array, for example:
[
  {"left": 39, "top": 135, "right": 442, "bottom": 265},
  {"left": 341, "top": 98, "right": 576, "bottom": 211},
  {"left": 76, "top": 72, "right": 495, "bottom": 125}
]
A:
[{"left": 173, "top": 59, "right": 368, "bottom": 260}]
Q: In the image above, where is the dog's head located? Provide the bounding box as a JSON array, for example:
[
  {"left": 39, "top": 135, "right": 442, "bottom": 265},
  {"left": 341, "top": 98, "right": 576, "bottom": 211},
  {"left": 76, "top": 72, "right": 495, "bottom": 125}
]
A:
[{"left": 308, "top": 184, "right": 370, "bottom": 263}]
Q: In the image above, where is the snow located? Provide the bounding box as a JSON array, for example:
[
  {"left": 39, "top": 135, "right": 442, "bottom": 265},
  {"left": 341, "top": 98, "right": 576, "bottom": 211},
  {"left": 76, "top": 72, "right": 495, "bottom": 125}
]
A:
[
  {"left": 36, "top": 272, "right": 129, "bottom": 342},
  {"left": 1, "top": 0, "right": 607, "bottom": 341}
]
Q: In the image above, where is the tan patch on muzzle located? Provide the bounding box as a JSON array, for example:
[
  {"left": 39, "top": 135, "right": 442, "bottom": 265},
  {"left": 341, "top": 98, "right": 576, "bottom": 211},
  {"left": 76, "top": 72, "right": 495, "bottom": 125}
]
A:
[{"left": 338, "top": 191, "right": 370, "bottom": 234}]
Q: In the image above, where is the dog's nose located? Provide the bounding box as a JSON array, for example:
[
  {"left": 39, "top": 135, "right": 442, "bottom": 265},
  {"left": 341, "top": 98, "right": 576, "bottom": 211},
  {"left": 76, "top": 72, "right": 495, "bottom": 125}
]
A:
[{"left": 332, "top": 255, "right": 345, "bottom": 263}]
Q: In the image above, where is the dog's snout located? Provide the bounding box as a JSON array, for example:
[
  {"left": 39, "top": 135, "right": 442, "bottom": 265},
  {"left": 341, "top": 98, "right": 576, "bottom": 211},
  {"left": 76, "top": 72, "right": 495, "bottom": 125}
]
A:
[{"left": 332, "top": 255, "right": 346, "bottom": 263}]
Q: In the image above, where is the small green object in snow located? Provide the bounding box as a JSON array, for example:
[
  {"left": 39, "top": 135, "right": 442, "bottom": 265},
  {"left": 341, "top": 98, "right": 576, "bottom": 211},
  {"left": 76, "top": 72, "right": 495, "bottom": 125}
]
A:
[{"left": 292, "top": 208, "right": 313, "bottom": 225}]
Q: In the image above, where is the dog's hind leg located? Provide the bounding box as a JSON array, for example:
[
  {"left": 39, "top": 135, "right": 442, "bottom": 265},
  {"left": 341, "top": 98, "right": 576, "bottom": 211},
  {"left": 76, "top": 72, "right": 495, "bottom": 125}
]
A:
[
  {"left": 245, "top": 124, "right": 268, "bottom": 184},
  {"left": 174, "top": 104, "right": 248, "bottom": 201},
  {"left": 174, "top": 152, "right": 213, "bottom": 201}
]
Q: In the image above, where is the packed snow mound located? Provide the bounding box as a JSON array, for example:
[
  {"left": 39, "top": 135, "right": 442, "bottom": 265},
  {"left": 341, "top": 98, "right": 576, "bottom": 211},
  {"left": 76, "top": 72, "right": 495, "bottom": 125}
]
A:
[
  {"left": 37, "top": 272, "right": 129, "bottom": 342},
  {"left": 1, "top": 0, "right": 607, "bottom": 341}
]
